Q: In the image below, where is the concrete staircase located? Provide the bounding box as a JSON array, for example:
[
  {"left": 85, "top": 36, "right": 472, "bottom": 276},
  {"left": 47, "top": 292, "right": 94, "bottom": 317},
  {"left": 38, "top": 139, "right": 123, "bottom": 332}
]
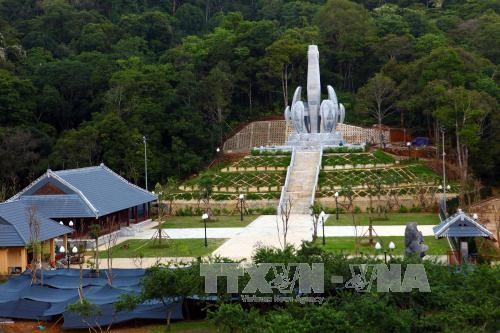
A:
[{"left": 284, "top": 150, "right": 322, "bottom": 214}]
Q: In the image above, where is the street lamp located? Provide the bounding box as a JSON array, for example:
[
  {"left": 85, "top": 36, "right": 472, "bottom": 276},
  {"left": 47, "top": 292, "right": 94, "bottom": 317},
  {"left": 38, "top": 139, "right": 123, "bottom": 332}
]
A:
[
  {"left": 238, "top": 194, "right": 245, "bottom": 221},
  {"left": 375, "top": 241, "right": 395, "bottom": 264},
  {"left": 58, "top": 245, "right": 67, "bottom": 269},
  {"left": 69, "top": 220, "right": 74, "bottom": 227},
  {"left": 375, "top": 241, "right": 388, "bottom": 264},
  {"left": 472, "top": 213, "right": 478, "bottom": 220},
  {"left": 71, "top": 246, "right": 78, "bottom": 267},
  {"left": 440, "top": 127, "right": 447, "bottom": 213},
  {"left": 59, "top": 221, "right": 63, "bottom": 225},
  {"left": 334, "top": 191, "right": 339, "bottom": 220},
  {"left": 202, "top": 213, "right": 209, "bottom": 247},
  {"left": 319, "top": 210, "right": 326, "bottom": 245},
  {"left": 216, "top": 147, "right": 221, "bottom": 169},
  {"left": 143, "top": 136, "right": 148, "bottom": 191},
  {"left": 438, "top": 184, "right": 451, "bottom": 214},
  {"left": 406, "top": 141, "right": 411, "bottom": 160}
]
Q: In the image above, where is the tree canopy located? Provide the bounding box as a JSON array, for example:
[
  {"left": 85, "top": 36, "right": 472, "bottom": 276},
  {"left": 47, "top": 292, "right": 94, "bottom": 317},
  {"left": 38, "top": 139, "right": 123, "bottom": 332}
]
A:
[{"left": 0, "top": 0, "right": 497, "bottom": 195}]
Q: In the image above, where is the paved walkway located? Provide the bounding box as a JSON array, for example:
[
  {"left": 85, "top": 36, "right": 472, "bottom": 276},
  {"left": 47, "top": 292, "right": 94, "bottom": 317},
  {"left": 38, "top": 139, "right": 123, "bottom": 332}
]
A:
[{"left": 212, "top": 214, "right": 313, "bottom": 260}]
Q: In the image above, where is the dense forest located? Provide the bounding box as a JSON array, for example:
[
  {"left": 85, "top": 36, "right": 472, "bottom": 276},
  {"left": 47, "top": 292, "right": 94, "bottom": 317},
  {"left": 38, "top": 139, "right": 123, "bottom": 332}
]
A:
[{"left": 0, "top": 0, "right": 498, "bottom": 197}]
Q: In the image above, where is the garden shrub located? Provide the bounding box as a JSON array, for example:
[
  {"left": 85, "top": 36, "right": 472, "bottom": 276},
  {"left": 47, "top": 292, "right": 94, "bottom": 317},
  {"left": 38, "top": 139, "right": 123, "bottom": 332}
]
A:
[
  {"left": 175, "top": 207, "right": 194, "bottom": 216},
  {"left": 249, "top": 207, "right": 277, "bottom": 215},
  {"left": 398, "top": 205, "right": 409, "bottom": 213},
  {"left": 323, "top": 146, "right": 364, "bottom": 153},
  {"left": 409, "top": 205, "right": 421, "bottom": 213},
  {"left": 251, "top": 149, "right": 291, "bottom": 156},
  {"left": 212, "top": 193, "right": 231, "bottom": 201}
]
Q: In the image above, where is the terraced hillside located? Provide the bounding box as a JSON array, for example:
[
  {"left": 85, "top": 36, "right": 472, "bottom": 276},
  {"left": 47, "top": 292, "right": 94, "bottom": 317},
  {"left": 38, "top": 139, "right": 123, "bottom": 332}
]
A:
[
  {"left": 177, "top": 150, "right": 290, "bottom": 201},
  {"left": 318, "top": 150, "right": 442, "bottom": 198},
  {"left": 175, "top": 148, "right": 445, "bottom": 210}
]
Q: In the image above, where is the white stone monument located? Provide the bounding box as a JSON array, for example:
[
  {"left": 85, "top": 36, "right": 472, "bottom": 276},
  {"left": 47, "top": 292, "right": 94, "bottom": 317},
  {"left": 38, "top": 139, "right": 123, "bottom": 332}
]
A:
[{"left": 284, "top": 45, "right": 346, "bottom": 148}]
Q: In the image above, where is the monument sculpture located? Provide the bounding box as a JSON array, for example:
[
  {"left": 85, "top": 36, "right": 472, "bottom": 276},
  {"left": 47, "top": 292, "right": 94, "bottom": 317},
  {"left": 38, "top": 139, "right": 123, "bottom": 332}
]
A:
[
  {"left": 404, "top": 222, "right": 429, "bottom": 258},
  {"left": 284, "top": 45, "right": 345, "bottom": 146}
]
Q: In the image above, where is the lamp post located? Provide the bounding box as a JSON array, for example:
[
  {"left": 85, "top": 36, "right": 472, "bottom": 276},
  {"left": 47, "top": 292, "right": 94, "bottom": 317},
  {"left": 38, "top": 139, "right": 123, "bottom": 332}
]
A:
[
  {"left": 438, "top": 184, "right": 451, "bottom": 214},
  {"left": 143, "top": 136, "right": 148, "bottom": 191},
  {"left": 388, "top": 241, "right": 396, "bottom": 264},
  {"left": 406, "top": 141, "right": 411, "bottom": 160},
  {"left": 202, "top": 213, "right": 208, "bottom": 247},
  {"left": 59, "top": 245, "right": 66, "bottom": 269},
  {"left": 319, "top": 210, "right": 326, "bottom": 245},
  {"left": 238, "top": 193, "right": 244, "bottom": 221},
  {"left": 71, "top": 246, "right": 78, "bottom": 268},
  {"left": 440, "top": 127, "right": 446, "bottom": 213},
  {"left": 374, "top": 241, "right": 386, "bottom": 263},
  {"left": 334, "top": 191, "right": 339, "bottom": 220},
  {"left": 375, "top": 241, "right": 396, "bottom": 264},
  {"left": 216, "top": 147, "right": 220, "bottom": 169}
]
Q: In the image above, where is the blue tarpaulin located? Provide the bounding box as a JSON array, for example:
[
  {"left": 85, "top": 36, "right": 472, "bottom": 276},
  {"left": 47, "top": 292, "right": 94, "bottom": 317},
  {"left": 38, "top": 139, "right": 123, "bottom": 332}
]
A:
[
  {"left": 411, "top": 137, "right": 429, "bottom": 147},
  {"left": 0, "top": 268, "right": 183, "bottom": 327}
]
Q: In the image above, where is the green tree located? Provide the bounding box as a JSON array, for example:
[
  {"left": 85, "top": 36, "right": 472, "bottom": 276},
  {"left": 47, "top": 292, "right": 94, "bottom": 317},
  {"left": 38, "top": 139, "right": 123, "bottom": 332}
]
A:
[
  {"left": 315, "top": 0, "right": 376, "bottom": 91},
  {"left": 265, "top": 26, "right": 319, "bottom": 107},
  {"left": 434, "top": 86, "right": 496, "bottom": 201},
  {"left": 356, "top": 73, "right": 398, "bottom": 147}
]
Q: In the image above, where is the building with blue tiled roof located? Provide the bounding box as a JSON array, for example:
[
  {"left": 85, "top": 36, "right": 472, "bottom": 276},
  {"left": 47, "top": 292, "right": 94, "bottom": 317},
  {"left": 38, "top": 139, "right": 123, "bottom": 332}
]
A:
[{"left": 7, "top": 163, "right": 156, "bottom": 238}]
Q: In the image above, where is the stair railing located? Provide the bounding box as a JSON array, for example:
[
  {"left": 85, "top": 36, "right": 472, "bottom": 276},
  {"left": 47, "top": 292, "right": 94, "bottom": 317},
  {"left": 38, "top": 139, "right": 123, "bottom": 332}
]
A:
[
  {"left": 277, "top": 147, "right": 296, "bottom": 216},
  {"left": 309, "top": 146, "right": 323, "bottom": 210}
]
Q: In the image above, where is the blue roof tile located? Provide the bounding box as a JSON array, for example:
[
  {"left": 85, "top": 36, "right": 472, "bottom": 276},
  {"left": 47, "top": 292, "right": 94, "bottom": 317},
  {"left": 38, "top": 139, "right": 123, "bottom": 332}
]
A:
[
  {"left": 0, "top": 201, "right": 72, "bottom": 246},
  {"left": 433, "top": 210, "right": 493, "bottom": 239},
  {"left": 18, "top": 194, "right": 95, "bottom": 218},
  {"left": 9, "top": 164, "right": 156, "bottom": 218}
]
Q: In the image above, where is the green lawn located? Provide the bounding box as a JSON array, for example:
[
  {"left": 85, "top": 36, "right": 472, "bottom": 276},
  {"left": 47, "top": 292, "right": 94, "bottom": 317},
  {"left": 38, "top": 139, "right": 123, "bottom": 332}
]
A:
[
  {"left": 158, "top": 215, "right": 256, "bottom": 228},
  {"left": 325, "top": 213, "right": 438, "bottom": 226},
  {"left": 318, "top": 236, "right": 450, "bottom": 256},
  {"left": 98, "top": 238, "right": 225, "bottom": 258}
]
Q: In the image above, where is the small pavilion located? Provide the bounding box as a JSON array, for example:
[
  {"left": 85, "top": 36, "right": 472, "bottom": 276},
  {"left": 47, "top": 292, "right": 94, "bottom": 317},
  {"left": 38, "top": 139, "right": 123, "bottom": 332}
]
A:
[
  {"left": 7, "top": 164, "right": 156, "bottom": 238},
  {"left": 433, "top": 209, "right": 495, "bottom": 264}
]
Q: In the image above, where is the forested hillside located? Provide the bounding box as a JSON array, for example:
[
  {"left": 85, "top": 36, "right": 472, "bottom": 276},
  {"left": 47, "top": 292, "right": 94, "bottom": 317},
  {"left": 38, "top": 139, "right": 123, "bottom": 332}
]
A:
[{"left": 0, "top": 0, "right": 498, "bottom": 197}]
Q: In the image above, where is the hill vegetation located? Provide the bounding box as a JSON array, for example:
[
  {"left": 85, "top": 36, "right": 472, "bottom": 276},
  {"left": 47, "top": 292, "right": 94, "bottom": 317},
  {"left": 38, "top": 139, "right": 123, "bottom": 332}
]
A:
[{"left": 0, "top": 0, "right": 497, "bottom": 197}]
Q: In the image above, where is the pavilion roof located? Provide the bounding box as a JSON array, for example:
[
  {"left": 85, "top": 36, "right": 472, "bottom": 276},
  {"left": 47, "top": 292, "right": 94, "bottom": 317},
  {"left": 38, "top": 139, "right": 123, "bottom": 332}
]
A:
[{"left": 433, "top": 210, "right": 493, "bottom": 239}]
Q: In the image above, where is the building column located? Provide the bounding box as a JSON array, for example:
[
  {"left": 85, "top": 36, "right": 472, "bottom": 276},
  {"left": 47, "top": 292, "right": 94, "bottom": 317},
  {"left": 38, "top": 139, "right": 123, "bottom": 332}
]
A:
[
  {"left": 49, "top": 238, "right": 55, "bottom": 265},
  {"left": 63, "top": 234, "right": 68, "bottom": 256},
  {"left": 20, "top": 248, "right": 28, "bottom": 272},
  {"left": 134, "top": 206, "right": 139, "bottom": 224},
  {"left": 0, "top": 250, "right": 8, "bottom": 275}
]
